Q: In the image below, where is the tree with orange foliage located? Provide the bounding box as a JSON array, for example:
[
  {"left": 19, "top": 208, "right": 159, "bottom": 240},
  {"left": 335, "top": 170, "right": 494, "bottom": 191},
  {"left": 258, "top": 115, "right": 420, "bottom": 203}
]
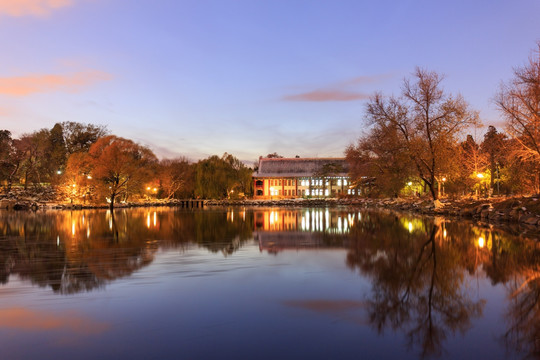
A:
[{"left": 87, "top": 136, "right": 157, "bottom": 210}]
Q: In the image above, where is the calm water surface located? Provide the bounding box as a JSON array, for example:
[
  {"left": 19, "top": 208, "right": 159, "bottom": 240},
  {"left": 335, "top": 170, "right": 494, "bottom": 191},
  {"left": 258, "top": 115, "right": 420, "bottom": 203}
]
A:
[{"left": 0, "top": 207, "right": 539, "bottom": 359}]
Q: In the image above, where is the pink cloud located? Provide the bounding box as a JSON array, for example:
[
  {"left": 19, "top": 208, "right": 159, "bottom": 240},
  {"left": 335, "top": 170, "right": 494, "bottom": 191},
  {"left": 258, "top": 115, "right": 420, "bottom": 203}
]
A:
[
  {"left": 282, "top": 89, "right": 370, "bottom": 102},
  {"left": 0, "top": 0, "right": 73, "bottom": 17},
  {"left": 0, "top": 70, "right": 113, "bottom": 96},
  {"left": 338, "top": 74, "right": 393, "bottom": 86},
  {"left": 0, "top": 107, "right": 11, "bottom": 116}
]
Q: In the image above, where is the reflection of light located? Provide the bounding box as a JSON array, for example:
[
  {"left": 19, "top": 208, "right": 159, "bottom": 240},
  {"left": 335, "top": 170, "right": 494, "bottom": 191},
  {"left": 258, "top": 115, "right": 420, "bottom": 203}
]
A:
[
  {"left": 443, "top": 229, "right": 447, "bottom": 238},
  {"left": 153, "top": 212, "right": 157, "bottom": 227},
  {"left": 408, "top": 222, "right": 413, "bottom": 233},
  {"left": 338, "top": 217, "right": 342, "bottom": 232},
  {"left": 146, "top": 213, "right": 151, "bottom": 228},
  {"left": 478, "top": 237, "right": 485, "bottom": 248},
  {"left": 86, "top": 227, "right": 90, "bottom": 238},
  {"left": 326, "top": 210, "right": 330, "bottom": 230},
  {"left": 109, "top": 218, "right": 112, "bottom": 230},
  {"left": 82, "top": 215, "right": 85, "bottom": 225},
  {"left": 71, "top": 221, "right": 76, "bottom": 236},
  {"left": 57, "top": 236, "right": 60, "bottom": 246}
]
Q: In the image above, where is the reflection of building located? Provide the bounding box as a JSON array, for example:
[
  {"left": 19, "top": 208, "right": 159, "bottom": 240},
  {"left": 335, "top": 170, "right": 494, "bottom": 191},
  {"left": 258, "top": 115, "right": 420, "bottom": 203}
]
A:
[
  {"left": 253, "top": 157, "right": 357, "bottom": 199},
  {"left": 254, "top": 209, "right": 357, "bottom": 233},
  {"left": 253, "top": 209, "right": 359, "bottom": 253}
]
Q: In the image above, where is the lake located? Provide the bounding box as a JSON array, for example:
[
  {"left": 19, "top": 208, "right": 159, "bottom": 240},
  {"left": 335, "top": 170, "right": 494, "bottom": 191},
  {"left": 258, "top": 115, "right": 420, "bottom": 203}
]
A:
[{"left": 0, "top": 207, "right": 539, "bottom": 359}]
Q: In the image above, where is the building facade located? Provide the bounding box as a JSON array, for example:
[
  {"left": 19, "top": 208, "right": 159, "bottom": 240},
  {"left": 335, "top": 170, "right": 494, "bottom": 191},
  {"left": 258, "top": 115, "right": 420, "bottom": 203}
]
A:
[{"left": 252, "top": 157, "right": 357, "bottom": 199}]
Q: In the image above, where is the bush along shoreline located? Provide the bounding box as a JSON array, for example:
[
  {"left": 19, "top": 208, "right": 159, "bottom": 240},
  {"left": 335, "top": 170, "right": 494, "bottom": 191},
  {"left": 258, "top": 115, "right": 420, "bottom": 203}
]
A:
[{"left": 2, "top": 188, "right": 540, "bottom": 228}]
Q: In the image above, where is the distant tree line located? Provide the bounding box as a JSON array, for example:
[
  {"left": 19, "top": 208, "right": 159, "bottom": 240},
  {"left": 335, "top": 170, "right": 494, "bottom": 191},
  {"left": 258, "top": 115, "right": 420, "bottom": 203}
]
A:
[
  {"left": 346, "top": 42, "right": 540, "bottom": 199},
  {"left": 0, "top": 122, "right": 253, "bottom": 208}
]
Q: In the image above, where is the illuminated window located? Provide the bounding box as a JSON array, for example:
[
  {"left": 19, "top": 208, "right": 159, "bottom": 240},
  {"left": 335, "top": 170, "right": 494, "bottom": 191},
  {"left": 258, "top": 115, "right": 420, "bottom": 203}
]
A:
[
  {"left": 306, "top": 189, "right": 310, "bottom": 196},
  {"left": 344, "top": 179, "right": 348, "bottom": 186},
  {"left": 325, "top": 189, "right": 329, "bottom": 196},
  {"left": 337, "top": 179, "right": 342, "bottom": 186}
]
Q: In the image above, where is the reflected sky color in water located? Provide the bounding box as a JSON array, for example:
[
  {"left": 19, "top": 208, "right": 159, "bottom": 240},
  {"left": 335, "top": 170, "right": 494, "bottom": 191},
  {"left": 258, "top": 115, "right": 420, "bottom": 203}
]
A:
[{"left": 0, "top": 207, "right": 539, "bottom": 359}]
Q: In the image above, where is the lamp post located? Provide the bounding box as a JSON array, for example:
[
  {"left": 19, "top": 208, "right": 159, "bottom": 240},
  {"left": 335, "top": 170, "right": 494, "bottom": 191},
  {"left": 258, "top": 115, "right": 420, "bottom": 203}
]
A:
[
  {"left": 441, "top": 177, "right": 446, "bottom": 197},
  {"left": 476, "top": 173, "right": 484, "bottom": 198}
]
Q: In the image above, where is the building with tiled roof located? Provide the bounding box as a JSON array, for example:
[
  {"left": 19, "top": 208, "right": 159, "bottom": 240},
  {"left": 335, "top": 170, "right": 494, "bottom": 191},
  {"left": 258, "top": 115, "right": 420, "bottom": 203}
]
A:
[{"left": 253, "top": 157, "right": 358, "bottom": 199}]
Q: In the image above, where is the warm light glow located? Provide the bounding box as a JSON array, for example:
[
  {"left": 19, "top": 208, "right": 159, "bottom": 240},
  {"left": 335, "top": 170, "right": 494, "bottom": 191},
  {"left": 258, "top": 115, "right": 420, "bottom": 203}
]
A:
[
  {"left": 56, "top": 170, "right": 61, "bottom": 175},
  {"left": 477, "top": 173, "right": 484, "bottom": 179},
  {"left": 153, "top": 212, "right": 157, "bottom": 227},
  {"left": 146, "top": 187, "right": 151, "bottom": 191},
  {"left": 408, "top": 222, "right": 413, "bottom": 233},
  {"left": 442, "top": 177, "right": 446, "bottom": 182},
  {"left": 87, "top": 175, "right": 92, "bottom": 179},
  {"left": 153, "top": 188, "right": 157, "bottom": 192},
  {"left": 443, "top": 229, "right": 447, "bottom": 238},
  {"left": 478, "top": 237, "right": 485, "bottom": 248},
  {"left": 407, "top": 181, "right": 413, "bottom": 186}
]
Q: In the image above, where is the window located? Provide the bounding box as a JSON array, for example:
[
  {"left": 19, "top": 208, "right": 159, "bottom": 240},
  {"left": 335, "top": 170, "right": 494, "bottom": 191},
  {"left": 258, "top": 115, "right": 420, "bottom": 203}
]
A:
[
  {"left": 337, "top": 179, "right": 342, "bottom": 186},
  {"left": 344, "top": 179, "right": 348, "bottom": 186},
  {"left": 306, "top": 189, "right": 310, "bottom": 196}
]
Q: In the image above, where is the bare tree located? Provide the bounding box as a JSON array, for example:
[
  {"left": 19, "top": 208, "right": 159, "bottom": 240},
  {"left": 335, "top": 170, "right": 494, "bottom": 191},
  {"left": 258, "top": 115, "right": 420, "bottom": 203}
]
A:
[
  {"left": 495, "top": 42, "right": 540, "bottom": 193},
  {"left": 364, "top": 68, "right": 478, "bottom": 199}
]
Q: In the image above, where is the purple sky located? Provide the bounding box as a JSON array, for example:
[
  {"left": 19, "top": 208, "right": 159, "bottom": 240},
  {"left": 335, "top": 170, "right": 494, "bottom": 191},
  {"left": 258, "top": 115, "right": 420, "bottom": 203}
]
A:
[{"left": 0, "top": 0, "right": 539, "bottom": 163}]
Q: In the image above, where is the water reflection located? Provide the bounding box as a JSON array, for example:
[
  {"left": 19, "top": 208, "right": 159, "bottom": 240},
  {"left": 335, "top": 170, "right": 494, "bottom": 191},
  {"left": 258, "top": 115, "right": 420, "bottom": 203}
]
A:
[
  {"left": 0, "top": 208, "right": 254, "bottom": 294},
  {"left": 1, "top": 207, "right": 540, "bottom": 358}
]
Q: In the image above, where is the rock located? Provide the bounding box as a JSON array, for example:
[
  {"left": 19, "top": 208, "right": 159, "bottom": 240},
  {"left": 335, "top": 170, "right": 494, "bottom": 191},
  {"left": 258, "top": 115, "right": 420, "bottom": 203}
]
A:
[
  {"left": 520, "top": 215, "right": 539, "bottom": 225},
  {"left": 0, "top": 199, "right": 15, "bottom": 210}
]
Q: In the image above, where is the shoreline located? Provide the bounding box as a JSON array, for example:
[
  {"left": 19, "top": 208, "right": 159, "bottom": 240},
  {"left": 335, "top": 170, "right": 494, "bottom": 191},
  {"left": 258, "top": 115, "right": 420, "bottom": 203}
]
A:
[{"left": 2, "top": 196, "right": 540, "bottom": 229}]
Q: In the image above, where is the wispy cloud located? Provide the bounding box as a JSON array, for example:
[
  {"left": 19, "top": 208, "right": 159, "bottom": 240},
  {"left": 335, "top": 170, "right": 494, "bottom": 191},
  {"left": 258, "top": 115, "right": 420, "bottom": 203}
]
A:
[
  {"left": 338, "top": 74, "right": 393, "bottom": 87},
  {"left": 282, "top": 74, "right": 391, "bottom": 102},
  {"left": 282, "top": 89, "right": 370, "bottom": 102},
  {"left": 0, "top": 106, "right": 11, "bottom": 116},
  {"left": 0, "top": 0, "right": 73, "bottom": 17},
  {"left": 0, "top": 70, "right": 113, "bottom": 96}
]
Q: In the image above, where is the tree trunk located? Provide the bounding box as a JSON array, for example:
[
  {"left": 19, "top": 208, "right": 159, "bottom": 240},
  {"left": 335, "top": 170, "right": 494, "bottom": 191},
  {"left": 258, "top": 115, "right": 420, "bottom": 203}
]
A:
[
  {"left": 428, "top": 182, "right": 438, "bottom": 200},
  {"left": 109, "top": 193, "right": 115, "bottom": 211}
]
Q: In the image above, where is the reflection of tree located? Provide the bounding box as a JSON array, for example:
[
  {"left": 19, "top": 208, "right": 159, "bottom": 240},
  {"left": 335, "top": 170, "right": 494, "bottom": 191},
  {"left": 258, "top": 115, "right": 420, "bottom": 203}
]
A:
[
  {"left": 0, "top": 208, "right": 255, "bottom": 294},
  {"left": 500, "top": 240, "right": 540, "bottom": 359},
  {"left": 347, "top": 214, "right": 485, "bottom": 358}
]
